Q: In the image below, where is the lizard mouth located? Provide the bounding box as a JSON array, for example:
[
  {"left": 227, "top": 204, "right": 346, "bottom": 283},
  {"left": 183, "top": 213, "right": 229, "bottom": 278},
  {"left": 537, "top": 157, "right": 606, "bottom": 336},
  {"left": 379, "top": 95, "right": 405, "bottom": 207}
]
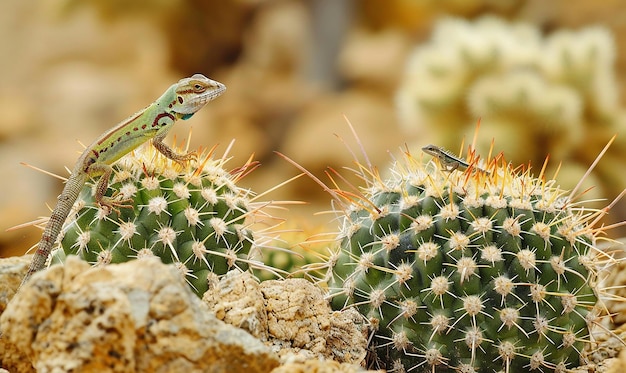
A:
[{"left": 177, "top": 81, "right": 226, "bottom": 114}]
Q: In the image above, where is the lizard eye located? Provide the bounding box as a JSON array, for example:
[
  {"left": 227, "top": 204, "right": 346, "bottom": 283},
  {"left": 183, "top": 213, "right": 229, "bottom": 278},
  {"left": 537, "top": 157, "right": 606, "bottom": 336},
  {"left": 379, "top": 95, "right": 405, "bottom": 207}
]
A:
[{"left": 193, "top": 83, "right": 206, "bottom": 92}]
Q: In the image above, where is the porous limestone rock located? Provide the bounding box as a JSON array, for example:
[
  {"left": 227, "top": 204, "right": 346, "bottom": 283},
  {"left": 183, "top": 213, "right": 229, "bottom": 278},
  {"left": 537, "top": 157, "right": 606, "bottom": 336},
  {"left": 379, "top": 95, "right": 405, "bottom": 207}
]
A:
[
  {"left": 0, "top": 254, "right": 29, "bottom": 310},
  {"left": 606, "top": 348, "right": 626, "bottom": 373},
  {"left": 203, "top": 270, "right": 368, "bottom": 365},
  {"left": 204, "top": 269, "right": 269, "bottom": 341},
  {"left": 271, "top": 359, "right": 380, "bottom": 373},
  {"left": 261, "top": 278, "right": 367, "bottom": 364},
  {"left": 0, "top": 256, "right": 279, "bottom": 373},
  {"left": 0, "top": 255, "right": 31, "bottom": 373}
]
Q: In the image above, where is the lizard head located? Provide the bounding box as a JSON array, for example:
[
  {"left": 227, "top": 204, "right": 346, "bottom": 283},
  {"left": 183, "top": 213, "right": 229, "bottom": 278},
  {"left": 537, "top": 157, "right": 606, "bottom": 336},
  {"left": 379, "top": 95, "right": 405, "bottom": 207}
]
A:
[
  {"left": 421, "top": 144, "right": 440, "bottom": 157},
  {"left": 170, "top": 74, "right": 226, "bottom": 116}
]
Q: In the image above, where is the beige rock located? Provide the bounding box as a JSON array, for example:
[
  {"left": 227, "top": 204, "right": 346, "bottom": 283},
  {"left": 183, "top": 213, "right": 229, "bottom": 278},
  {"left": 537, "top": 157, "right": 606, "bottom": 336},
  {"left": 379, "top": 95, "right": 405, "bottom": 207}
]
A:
[
  {"left": 606, "top": 348, "right": 626, "bottom": 373},
  {"left": 0, "top": 257, "right": 279, "bottom": 373},
  {"left": 581, "top": 323, "right": 626, "bottom": 366},
  {"left": 0, "top": 255, "right": 29, "bottom": 310},
  {"left": 0, "top": 255, "right": 32, "bottom": 373},
  {"left": 271, "top": 359, "right": 379, "bottom": 373},
  {"left": 572, "top": 358, "right": 620, "bottom": 373},
  {"left": 261, "top": 278, "right": 367, "bottom": 364},
  {"left": 599, "top": 240, "right": 626, "bottom": 327},
  {"left": 203, "top": 269, "right": 269, "bottom": 341},
  {"left": 0, "top": 339, "right": 32, "bottom": 373},
  {"left": 204, "top": 270, "right": 368, "bottom": 365}
]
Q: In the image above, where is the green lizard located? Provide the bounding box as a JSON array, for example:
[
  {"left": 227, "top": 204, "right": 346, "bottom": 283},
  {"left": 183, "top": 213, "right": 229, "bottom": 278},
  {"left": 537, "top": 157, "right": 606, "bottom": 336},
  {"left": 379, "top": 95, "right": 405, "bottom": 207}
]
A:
[
  {"left": 21, "top": 74, "right": 226, "bottom": 287},
  {"left": 421, "top": 144, "right": 490, "bottom": 175}
]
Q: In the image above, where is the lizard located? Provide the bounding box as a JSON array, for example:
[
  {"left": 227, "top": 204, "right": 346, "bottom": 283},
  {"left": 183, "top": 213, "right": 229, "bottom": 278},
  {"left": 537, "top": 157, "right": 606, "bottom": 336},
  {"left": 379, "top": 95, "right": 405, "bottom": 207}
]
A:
[
  {"left": 421, "top": 144, "right": 490, "bottom": 175},
  {"left": 20, "top": 74, "right": 226, "bottom": 288}
]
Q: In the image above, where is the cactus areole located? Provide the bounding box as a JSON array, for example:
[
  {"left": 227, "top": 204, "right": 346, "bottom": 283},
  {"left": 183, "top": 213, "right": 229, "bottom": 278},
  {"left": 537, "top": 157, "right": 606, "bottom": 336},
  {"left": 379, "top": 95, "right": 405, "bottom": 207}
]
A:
[{"left": 327, "top": 149, "right": 606, "bottom": 372}]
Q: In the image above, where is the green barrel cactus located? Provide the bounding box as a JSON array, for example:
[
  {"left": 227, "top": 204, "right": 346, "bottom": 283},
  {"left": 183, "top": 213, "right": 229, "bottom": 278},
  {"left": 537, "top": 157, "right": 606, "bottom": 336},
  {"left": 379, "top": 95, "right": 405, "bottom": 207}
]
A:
[
  {"left": 50, "top": 143, "right": 273, "bottom": 297},
  {"left": 325, "top": 146, "right": 612, "bottom": 372}
]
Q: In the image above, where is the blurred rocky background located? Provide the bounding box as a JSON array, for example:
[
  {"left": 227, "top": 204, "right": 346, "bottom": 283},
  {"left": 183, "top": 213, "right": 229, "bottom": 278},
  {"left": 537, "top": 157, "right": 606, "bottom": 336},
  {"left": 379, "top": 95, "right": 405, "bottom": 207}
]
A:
[{"left": 2, "top": 0, "right": 626, "bottom": 257}]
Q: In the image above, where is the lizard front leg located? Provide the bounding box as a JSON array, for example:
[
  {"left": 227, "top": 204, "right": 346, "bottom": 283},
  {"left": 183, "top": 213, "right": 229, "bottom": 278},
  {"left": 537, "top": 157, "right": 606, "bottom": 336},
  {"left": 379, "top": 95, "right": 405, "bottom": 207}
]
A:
[
  {"left": 443, "top": 160, "right": 460, "bottom": 172},
  {"left": 152, "top": 132, "right": 196, "bottom": 165}
]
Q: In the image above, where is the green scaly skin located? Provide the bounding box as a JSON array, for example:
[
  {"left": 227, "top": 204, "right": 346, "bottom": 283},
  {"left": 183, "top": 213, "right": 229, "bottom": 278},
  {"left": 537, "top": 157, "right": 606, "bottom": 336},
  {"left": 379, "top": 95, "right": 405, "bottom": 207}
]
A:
[{"left": 21, "top": 74, "right": 226, "bottom": 288}]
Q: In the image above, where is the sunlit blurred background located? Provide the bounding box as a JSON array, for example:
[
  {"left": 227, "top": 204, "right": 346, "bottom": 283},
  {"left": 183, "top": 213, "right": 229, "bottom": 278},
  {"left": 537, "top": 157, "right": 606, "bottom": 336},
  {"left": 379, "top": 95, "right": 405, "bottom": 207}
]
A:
[{"left": 2, "top": 0, "right": 626, "bottom": 258}]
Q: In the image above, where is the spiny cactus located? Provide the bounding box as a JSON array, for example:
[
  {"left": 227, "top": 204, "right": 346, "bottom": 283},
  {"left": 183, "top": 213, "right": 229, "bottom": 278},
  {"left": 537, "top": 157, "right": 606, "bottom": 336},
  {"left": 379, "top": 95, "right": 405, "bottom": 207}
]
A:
[
  {"left": 318, "top": 141, "right": 619, "bottom": 372},
  {"left": 50, "top": 141, "right": 281, "bottom": 297}
]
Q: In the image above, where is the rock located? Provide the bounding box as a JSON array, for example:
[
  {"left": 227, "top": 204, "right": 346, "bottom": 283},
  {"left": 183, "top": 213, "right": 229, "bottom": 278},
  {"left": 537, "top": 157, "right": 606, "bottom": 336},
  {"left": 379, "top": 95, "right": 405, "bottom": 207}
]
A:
[
  {"left": 271, "top": 359, "right": 379, "bottom": 373},
  {"left": 607, "top": 349, "right": 626, "bottom": 373},
  {"left": 600, "top": 239, "right": 626, "bottom": 327},
  {"left": 0, "top": 255, "right": 29, "bottom": 311},
  {"left": 204, "top": 270, "right": 368, "bottom": 365},
  {"left": 0, "top": 255, "right": 32, "bottom": 373},
  {"left": 261, "top": 278, "right": 367, "bottom": 364},
  {"left": 0, "top": 257, "right": 279, "bottom": 373},
  {"left": 203, "top": 269, "right": 269, "bottom": 341},
  {"left": 581, "top": 323, "right": 626, "bottom": 366}
]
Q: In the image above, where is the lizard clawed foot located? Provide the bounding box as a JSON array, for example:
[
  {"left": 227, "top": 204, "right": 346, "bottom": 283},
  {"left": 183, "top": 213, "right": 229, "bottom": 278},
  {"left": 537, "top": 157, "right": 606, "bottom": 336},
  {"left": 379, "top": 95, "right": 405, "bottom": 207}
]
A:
[
  {"left": 97, "top": 195, "right": 134, "bottom": 215},
  {"left": 443, "top": 161, "right": 460, "bottom": 173},
  {"left": 170, "top": 151, "right": 197, "bottom": 167}
]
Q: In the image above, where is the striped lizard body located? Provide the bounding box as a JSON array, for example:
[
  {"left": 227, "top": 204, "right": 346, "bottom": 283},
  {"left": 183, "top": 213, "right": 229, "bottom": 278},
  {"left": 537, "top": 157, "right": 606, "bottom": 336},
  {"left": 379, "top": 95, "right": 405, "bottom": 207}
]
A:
[
  {"left": 421, "top": 144, "right": 490, "bottom": 175},
  {"left": 21, "top": 74, "right": 226, "bottom": 288}
]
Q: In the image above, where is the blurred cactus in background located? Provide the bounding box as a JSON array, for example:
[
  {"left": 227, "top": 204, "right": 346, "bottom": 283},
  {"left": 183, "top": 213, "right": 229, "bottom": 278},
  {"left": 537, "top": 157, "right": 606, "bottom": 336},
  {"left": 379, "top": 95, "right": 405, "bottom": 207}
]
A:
[
  {"left": 397, "top": 16, "right": 626, "bottom": 219},
  {"left": 254, "top": 221, "right": 332, "bottom": 281},
  {"left": 49, "top": 141, "right": 284, "bottom": 297}
]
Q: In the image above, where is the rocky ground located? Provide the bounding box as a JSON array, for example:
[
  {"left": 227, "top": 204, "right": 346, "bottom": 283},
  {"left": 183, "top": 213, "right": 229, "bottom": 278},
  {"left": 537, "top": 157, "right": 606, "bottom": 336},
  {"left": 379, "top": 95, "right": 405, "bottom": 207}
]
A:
[
  {"left": 0, "top": 256, "right": 374, "bottom": 373},
  {"left": 2, "top": 254, "right": 626, "bottom": 372}
]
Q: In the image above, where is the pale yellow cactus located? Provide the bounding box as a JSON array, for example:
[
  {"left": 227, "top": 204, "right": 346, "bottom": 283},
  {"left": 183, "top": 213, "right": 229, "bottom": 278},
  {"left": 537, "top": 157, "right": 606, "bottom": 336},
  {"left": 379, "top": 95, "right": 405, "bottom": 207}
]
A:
[{"left": 397, "top": 16, "right": 625, "bottom": 212}]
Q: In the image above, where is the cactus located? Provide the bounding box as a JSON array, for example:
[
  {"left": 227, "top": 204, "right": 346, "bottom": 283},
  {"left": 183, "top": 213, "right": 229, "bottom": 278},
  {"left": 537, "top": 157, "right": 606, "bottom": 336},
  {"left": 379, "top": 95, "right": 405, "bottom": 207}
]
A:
[
  {"left": 50, "top": 141, "right": 279, "bottom": 297},
  {"left": 321, "top": 142, "right": 618, "bottom": 372}
]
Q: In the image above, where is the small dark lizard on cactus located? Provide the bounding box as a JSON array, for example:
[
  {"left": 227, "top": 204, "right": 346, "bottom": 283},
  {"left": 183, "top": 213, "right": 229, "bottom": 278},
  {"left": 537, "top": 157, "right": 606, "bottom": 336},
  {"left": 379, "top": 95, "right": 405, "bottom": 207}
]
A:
[
  {"left": 422, "top": 144, "right": 489, "bottom": 174},
  {"left": 20, "top": 74, "right": 226, "bottom": 288}
]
